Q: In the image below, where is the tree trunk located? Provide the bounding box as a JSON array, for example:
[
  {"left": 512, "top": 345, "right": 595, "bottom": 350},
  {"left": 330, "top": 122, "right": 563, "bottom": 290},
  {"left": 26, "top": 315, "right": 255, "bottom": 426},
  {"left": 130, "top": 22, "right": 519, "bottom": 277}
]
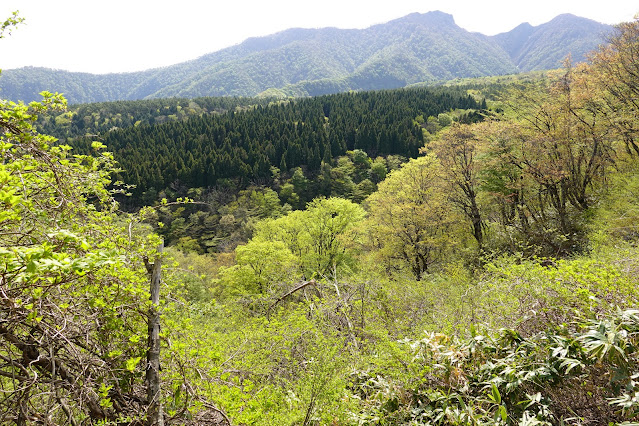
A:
[{"left": 146, "top": 242, "right": 164, "bottom": 426}]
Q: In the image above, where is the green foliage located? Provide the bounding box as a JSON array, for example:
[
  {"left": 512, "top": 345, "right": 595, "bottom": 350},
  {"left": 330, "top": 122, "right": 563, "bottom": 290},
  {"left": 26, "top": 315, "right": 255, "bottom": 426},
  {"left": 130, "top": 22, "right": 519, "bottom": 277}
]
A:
[
  {"left": 163, "top": 247, "right": 224, "bottom": 302},
  {"left": 369, "top": 157, "right": 388, "bottom": 183},
  {"left": 351, "top": 308, "right": 639, "bottom": 424},
  {"left": 591, "top": 164, "right": 639, "bottom": 243},
  {"left": 77, "top": 87, "right": 476, "bottom": 204},
  {"left": 365, "top": 154, "right": 466, "bottom": 279},
  {"left": 2, "top": 15, "right": 639, "bottom": 426},
  {"left": 218, "top": 197, "right": 365, "bottom": 295},
  {"left": 170, "top": 241, "right": 639, "bottom": 425},
  {"left": 475, "top": 255, "right": 639, "bottom": 333},
  {"left": 0, "top": 92, "right": 164, "bottom": 423},
  {"left": 164, "top": 300, "right": 357, "bottom": 424},
  {"left": 234, "top": 197, "right": 366, "bottom": 283},
  {"left": 219, "top": 240, "right": 298, "bottom": 294},
  {"left": 0, "top": 10, "right": 23, "bottom": 40},
  {"left": 37, "top": 96, "right": 268, "bottom": 141}
]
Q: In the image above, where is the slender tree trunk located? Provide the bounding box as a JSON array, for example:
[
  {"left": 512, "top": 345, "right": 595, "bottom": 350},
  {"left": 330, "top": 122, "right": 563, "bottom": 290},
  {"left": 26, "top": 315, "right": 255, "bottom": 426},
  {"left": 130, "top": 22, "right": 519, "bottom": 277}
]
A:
[
  {"left": 147, "top": 242, "right": 164, "bottom": 426},
  {"left": 468, "top": 195, "right": 483, "bottom": 250}
]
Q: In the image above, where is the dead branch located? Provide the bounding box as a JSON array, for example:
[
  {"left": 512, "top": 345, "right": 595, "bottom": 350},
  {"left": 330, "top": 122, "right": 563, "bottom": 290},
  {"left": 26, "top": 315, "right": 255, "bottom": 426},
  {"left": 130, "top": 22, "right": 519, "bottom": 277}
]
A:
[{"left": 267, "top": 279, "right": 317, "bottom": 319}]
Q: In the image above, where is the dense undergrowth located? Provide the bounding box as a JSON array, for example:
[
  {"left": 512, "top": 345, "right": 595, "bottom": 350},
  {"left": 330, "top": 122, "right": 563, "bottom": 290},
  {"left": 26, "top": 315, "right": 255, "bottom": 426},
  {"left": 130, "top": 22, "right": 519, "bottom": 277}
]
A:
[{"left": 163, "top": 243, "right": 639, "bottom": 425}]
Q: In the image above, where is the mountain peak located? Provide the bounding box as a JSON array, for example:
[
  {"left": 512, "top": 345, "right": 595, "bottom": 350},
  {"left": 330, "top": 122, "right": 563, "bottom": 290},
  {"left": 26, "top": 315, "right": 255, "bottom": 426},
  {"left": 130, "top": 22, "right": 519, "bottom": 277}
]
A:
[
  {"left": 510, "top": 22, "right": 534, "bottom": 32},
  {"left": 550, "top": 13, "right": 581, "bottom": 21},
  {"left": 424, "top": 10, "right": 455, "bottom": 20},
  {"left": 543, "top": 13, "right": 607, "bottom": 28},
  {"left": 493, "top": 13, "right": 612, "bottom": 71},
  {"left": 391, "top": 11, "right": 456, "bottom": 27}
]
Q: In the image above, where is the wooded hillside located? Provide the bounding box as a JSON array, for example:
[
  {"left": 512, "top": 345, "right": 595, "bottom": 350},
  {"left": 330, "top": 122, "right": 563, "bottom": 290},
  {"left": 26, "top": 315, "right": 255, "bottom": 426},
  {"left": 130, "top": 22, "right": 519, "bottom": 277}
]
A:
[
  {"left": 0, "top": 12, "right": 610, "bottom": 103},
  {"left": 83, "top": 88, "right": 478, "bottom": 199}
]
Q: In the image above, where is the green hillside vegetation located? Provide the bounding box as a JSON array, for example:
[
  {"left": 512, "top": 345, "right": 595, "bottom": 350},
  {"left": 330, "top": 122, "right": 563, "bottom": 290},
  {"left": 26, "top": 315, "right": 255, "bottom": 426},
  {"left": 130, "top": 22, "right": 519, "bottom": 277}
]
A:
[
  {"left": 51, "top": 87, "right": 481, "bottom": 253},
  {"left": 493, "top": 14, "right": 610, "bottom": 71},
  {"left": 95, "top": 88, "right": 478, "bottom": 196},
  {"left": 1, "top": 13, "right": 639, "bottom": 426},
  {"left": 0, "top": 12, "right": 610, "bottom": 104},
  {"left": 36, "top": 96, "right": 275, "bottom": 140}
]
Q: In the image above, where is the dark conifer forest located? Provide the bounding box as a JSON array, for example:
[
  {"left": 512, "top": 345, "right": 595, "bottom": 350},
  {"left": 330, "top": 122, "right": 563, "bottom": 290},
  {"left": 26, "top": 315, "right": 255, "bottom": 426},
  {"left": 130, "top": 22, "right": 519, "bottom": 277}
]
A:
[{"left": 65, "top": 88, "right": 479, "bottom": 200}]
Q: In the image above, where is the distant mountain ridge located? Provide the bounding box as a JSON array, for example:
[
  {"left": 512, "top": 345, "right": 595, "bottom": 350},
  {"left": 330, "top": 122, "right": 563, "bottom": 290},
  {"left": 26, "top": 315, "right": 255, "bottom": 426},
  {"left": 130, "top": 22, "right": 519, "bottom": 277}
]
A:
[
  {"left": 493, "top": 13, "right": 610, "bottom": 71},
  {"left": 0, "top": 11, "right": 613, "bottom": 103}
]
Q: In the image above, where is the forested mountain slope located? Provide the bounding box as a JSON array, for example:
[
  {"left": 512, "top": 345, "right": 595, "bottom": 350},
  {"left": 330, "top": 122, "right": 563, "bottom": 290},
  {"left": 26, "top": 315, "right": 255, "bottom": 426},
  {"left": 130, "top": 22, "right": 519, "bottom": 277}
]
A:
[
  {"left": 0, "top": 12, "right": 611, "bottom": 103},
  {"left": 64, "top": 87, "right": 480, "bottom": 202},
  {"left": 493, "top": 13, "right": 612, "bottom": 70}
]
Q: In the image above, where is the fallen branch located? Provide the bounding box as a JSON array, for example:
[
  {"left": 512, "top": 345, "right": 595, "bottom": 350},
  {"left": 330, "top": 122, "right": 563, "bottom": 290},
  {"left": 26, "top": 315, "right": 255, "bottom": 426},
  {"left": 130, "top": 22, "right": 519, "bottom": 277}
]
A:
[
  {"left": 267, "top": 280, "right": 317, "bottom": 319},
  {"left": 201, "top": 401, "right": 233, "bottom": 426}
]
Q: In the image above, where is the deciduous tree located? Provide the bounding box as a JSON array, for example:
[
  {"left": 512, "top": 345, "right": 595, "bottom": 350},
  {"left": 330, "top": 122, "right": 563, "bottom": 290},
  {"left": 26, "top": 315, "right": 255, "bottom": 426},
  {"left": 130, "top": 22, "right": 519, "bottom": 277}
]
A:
[
  {"left": 0, "top": 92, "right": 162, "bottom": 423},
  {"left": 365, "top": 154, "right": 463, "bottom": 279},
  {"left": 426, "top": 122, "right": 484, "bottom": 249}
]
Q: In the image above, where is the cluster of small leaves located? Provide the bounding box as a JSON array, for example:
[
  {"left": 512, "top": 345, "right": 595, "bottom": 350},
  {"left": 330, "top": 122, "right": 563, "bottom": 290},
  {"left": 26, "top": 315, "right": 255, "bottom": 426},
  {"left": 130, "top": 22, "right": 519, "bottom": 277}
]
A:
[{"left": 0, "top": 11, "right": 23, "bottom": 40}]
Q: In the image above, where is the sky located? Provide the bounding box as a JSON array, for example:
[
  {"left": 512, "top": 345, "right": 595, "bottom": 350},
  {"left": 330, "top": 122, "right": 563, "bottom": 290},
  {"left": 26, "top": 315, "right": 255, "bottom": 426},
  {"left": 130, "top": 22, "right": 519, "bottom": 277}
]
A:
[{"left": 0, "top": 0, "right": 637, "bottom": 74}]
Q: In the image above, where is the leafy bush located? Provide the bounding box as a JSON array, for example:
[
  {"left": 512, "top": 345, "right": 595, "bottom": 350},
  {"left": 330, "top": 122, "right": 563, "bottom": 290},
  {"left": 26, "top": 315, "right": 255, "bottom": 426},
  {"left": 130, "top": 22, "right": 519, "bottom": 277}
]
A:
[{"left": 351, "top": 309, "right": 639, "bottom": 425}]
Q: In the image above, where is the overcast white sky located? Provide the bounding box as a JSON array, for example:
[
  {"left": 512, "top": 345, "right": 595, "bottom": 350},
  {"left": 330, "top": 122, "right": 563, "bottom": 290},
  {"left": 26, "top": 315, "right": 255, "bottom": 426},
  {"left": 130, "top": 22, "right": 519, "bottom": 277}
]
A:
[{"left": 1, "top": 1, "right": 637, "bottom": 74}]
